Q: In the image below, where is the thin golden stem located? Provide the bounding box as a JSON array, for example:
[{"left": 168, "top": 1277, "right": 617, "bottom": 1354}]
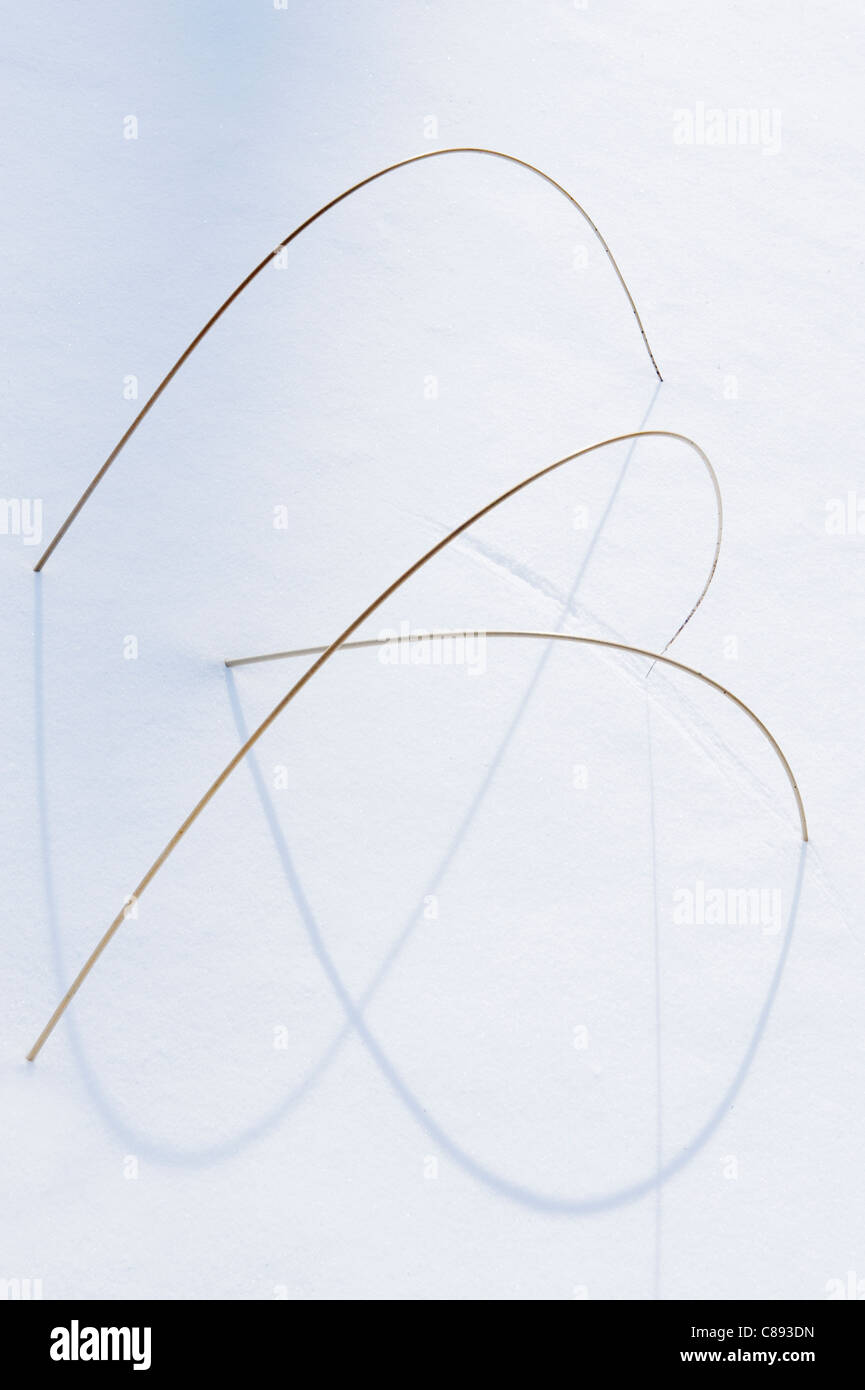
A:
[
  {"left": 27, "top": 430, "right": 718, "bottom": 1060},
  {"left": 226, "top": 629, "right": 808, "bottom": 843},
  {"left": 34, "top": 146, "right": 661, "bottom": 572}
]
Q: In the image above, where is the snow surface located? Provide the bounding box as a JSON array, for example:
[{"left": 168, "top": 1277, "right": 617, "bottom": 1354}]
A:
[{"left": 1, "top": 0, "right": 863, "bottom": 1300}]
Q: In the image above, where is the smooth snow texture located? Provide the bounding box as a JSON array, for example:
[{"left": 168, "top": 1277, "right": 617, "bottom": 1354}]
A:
[{"left": 1, "top": 0, "right": 863, "bottom": 1300}]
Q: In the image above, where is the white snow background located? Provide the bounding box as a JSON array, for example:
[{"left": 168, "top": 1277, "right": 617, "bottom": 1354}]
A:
[{"left": 1, "top": 0, "right": 863, "bottom": 1299}]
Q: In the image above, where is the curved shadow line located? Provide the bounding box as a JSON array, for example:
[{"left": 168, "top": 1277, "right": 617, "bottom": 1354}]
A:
[
  {"left": 35, "top": 145, "right": 662, "bottom": 572},
  {"left": 227, "top": 647, "right": 809, "bottom": 1214},
  {"left": 27, "top": 429, "right": 723, "bottom": 1060},
  {"left": 220, "top": 387, "right": 663, "bottom": 1103},
  {"left": 32, "top": 586, "right": 809, "bottom": 1202},
  {"left": 29, "top": 397, "right": 674, "bottom": 1168},
  {"left": 28, "top": 405, "right": 657, "bottom": 1164},
  {"left": 32, "top": 575, "right": 340, "bottom": 1164}
]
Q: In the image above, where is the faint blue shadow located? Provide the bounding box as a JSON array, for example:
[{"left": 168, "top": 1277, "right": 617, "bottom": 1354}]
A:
[
  {"left": 31, "top": 382, "right": 796, "bottom": 1211},
  {"left": 229, "top": 673, "right": 809, "bottom": 1212},
  {"left": 32, "top": 575, "right": 340, "bottom": 1164}
]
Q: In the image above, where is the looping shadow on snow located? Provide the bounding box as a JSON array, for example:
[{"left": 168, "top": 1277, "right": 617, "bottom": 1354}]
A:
[
  {"left": 33, "top": 568, "right": 806, "bottom": 1213},
  {"left": 29, "top": 390, "right": 660, "bottom": 1167},
  {"left": 30, "top": 413, "right": 729, "bottom": 1062},
  {"left": 224, "top": 659, "right": 808, "bottom": 1214}
]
